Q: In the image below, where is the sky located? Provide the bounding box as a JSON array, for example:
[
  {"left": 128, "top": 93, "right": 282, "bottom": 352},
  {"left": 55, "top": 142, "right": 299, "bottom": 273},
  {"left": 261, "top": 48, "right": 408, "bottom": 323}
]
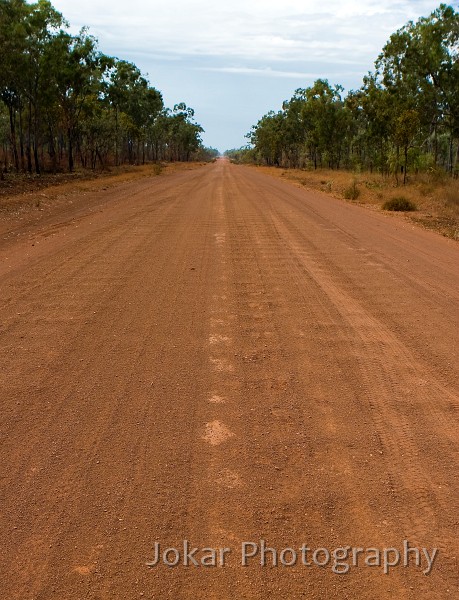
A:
[{"left": 50, "top": 0, "right": 456, "bottom": 152}]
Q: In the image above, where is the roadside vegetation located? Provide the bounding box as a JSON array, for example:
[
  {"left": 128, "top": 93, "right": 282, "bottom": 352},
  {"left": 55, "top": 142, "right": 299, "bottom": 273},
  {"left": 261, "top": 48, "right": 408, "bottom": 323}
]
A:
[
  {"left": 251, "top": 165, "right": 458, "bottom": 239},
  {"left": 0, "top": 0, "right": 218, "bottom": 180},
  {"left": 382, "top": 197, "right": 417, "bottom": 212},
  {"left": 226, "top": 4, "right": 458, "bottom": 237}
]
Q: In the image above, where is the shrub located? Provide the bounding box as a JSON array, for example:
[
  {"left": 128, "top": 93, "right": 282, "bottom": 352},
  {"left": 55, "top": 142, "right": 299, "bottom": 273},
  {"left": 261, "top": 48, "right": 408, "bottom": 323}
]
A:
[
  {"left": 152, "top": 163, "right": 163, "bottom": 175},
  {"left": 382, "top": 196, "right": 417, "bottom": 211},
  {"left": 343, "top": 180, "right": 360, "bottom": 200}
]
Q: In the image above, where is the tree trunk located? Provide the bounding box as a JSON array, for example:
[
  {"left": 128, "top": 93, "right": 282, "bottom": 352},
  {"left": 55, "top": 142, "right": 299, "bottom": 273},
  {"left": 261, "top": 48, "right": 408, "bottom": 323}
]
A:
[
  {"left": 115, "top": 108, "right": 119, "bottom": 166},
  {"left": 7, "top": 104, "right": 19, "bottom": 172},
  {"left": 68, "top": 128, "right": 74, "bottom": 172},
  {"left": 403, "top": 146, "right": 408, "bottom": 185},
  {"left": 33, "top": 101, "right": 40, "bottom": 174},
  {"left": 18, "top": 107, "right": 25, "bottom": 171},
  {"left": 48, "top": 121, "right": 57, "bottom": 173},
  {"left": 33, "top": 143, "right": 40, "bottom": 175},
  {"left": 26, "top": 102, "right": 33, "bottom": 173},
  {"left": 96, "top": 148, "right": 105, "bottom": 169},
  {"left": 433, "top": 122, "right": 438, "bottom": 166}
]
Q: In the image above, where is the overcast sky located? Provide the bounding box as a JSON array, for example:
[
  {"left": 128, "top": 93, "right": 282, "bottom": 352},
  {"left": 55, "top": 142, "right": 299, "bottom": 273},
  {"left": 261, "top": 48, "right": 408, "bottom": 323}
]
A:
[{"left": 50, "top": 0, "right": 455, "bottom": 151}]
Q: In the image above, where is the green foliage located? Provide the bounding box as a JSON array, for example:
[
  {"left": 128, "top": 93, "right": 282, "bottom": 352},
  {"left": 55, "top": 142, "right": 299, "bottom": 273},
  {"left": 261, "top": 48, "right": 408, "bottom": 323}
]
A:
[
  {"left": 193, "top": 146, "right": 219, "bottom": 161},
  {"left": 224, "top": 147, "right": 254, "bottom": 163},
  {"left": 382, "top": 197, "right": 417, "bottom": 211},
  {"left": 245, "top": 4, "right": 459, "bottom": 179},
  {"left": 247, "top": 80, "right": 349, "bottom": 170},
  {"left": 0, "top": 0, "right": 207, "bottom": 173}
]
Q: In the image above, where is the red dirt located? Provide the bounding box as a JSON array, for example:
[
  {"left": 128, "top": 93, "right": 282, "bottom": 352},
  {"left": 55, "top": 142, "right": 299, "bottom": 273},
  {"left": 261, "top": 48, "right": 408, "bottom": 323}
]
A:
[{"left": 1, "top": 158, "right": 457, "bottom": 599}]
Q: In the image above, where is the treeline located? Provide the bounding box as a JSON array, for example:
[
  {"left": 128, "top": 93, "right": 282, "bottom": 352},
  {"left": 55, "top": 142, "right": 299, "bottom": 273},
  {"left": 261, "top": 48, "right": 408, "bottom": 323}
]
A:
[
  {"left": 231, "top": 4, "right": 458, "bottom": 181},
  {"left": 0, "top": 0, "right": 218, "bottom": 174}
]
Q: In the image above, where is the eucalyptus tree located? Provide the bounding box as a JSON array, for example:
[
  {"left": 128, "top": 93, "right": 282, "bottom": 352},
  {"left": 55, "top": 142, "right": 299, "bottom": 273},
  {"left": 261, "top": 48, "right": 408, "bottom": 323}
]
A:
[
  {"left": 43, "top": 28, "right": 107, "bottom": 171},
  {"left": 104, "top": 59, "right": 163, "bottom": 164},
  {"left": 247, "top": 4, "right": 458, "bottom": 178},
  {"left": 22, "top": 0, "right": 64, "bottom": 173},
  {"left": 345, "top": 75, "right": 394, "bottom": 173},
  {"left": 0, "top": 0, "right": 228, "bottom": 172},
  {"left": 0, "top": 0, "right": 28, "bottom": 170},
  {"left": 298, "top": 80, "right": 348, "bottom": 169},
  {"left": 248, "top": 111, "right": 286, "bottom": 166},
  {"left": 164, "top": 103, "right": 204, "bottom": 162},
  {"left": 375, "top": 3, "right": 458, "bottom": 174},
  {"left": 0, "top": 0, "right": 65, "bottom": 172},
  {"left": 279, "top": 96, "right": 308, "bottom": 167},
  {"left": 250, "top": 80, "right": 349, "bottom": 169}
]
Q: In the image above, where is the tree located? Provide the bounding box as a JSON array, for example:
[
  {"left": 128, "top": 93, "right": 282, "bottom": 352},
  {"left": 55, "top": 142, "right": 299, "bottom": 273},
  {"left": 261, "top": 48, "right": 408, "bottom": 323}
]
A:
[
  {"left": 104, "top": 60, "right": 163, "bottom": 165},
  {"left": 245, "top": 4, "right": 458, "bottom": 178},
  {"left": 44, "top": 28, "right": 106, "bottom": 171},
  {"left": 376, "top": 3, "right": 459, "bottom": 173},
  {"left": 0, "top": 0, "right": 210, "bottom": 173}
]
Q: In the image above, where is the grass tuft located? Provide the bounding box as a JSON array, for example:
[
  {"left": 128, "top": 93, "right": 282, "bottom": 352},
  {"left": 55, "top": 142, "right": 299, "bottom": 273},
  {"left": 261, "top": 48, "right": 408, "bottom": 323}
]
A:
[
  {"left": 343, "top": 180, "right": 360, "bottom": 200},
  {"left": 382, "top": 196, "right": 417, "bottom": 211}
]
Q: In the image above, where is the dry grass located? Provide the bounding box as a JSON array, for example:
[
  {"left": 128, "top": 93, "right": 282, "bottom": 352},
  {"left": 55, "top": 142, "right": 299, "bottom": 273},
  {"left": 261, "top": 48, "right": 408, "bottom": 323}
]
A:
[
  {"left": 382, "top": 196, "right": 417, "bottom": 211},
  {"left": 0, "top": 161, "right": 207, "bottom": 215},
  {"left": 256, "top": 166, "right": 459, "bottom": 240}
]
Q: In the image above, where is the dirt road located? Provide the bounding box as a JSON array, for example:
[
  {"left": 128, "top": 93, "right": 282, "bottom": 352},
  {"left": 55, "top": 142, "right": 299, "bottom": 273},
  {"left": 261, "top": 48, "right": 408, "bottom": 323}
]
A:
[{"left": 1, "top": 158, "right": 458, "bottom": 599}]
